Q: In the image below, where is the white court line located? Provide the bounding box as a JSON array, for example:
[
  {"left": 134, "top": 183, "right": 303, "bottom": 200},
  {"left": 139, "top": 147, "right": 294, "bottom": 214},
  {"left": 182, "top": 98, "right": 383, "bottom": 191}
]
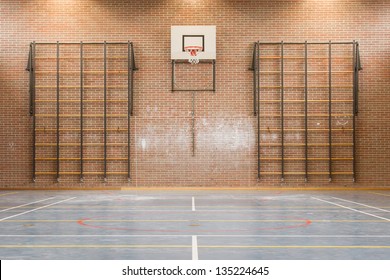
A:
[
  {"left": 312, "top": 197, "right": 390, "bottom": 222},
  {"left": 0, "top": 197, "right": 56, "bottom": 213},
  {"left": 192, "top": 235, "right": 198, "bottom": 260},
  {"left": 331, "top": 197, "right": 390, "bottom": 213},
  {"left": 10, "top": 209, "right": 376, "bottom": 213},
  {"left": 370, "top": 192, "right": 390, "bottom": 197},
  {"left": 192, "top": 197, "right": 196, "bottom": 211},
  {"left": 1, "top": 234, "right": 390, "bottom": 238},
  {"left": 0, "top": 197, "right": 76, "bottom": 222}
]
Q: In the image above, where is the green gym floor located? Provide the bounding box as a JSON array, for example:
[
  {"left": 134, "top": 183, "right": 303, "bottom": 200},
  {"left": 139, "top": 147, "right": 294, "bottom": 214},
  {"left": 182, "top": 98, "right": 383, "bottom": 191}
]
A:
[{"left": 0, "top": 189, "right": 389, "bottom": 260}]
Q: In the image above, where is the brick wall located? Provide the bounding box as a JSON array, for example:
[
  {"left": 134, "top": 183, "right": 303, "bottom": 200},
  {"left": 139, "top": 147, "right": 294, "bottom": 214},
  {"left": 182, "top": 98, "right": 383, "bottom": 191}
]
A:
[{"left": 0, "top": 0, "right": 389, "bottom": 188}]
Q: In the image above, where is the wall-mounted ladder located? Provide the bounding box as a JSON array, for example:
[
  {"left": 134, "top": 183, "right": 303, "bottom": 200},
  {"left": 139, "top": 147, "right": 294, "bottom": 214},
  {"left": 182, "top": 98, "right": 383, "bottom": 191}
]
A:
[
  {"left": 27, "top": 42, "right": 137, "bottom": 182},
  {"left": 251, "top": 41, "right": 361, "bottom": 182}
]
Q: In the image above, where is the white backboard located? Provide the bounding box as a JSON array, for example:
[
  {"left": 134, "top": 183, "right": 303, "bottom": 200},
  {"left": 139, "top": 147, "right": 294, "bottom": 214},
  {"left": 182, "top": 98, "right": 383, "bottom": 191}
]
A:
[{"left": 171, "top": 26, "right": 216, "bottom": 60}]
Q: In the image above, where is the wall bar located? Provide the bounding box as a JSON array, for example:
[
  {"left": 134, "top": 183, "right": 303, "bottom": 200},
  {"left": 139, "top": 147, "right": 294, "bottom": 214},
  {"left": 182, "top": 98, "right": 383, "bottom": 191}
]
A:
[
  {"left": 212, "top": 60, "right": 216, "bottom": 92},
  {"left": 258, "top": 42, "right": 355, "bottom": 45},
  {"left": 352, "top": 41, "right": 357, "bottom": 182},
  {"left": 32, "top": 42, "right": 36, "bottom": 182},
  {"left": 35, "top": 42, "right": 130, "bottom": 45},
  {"left": 280, "top": 41, "right": 285, "bottom": 181},
  {"left": 80, "top": 42, "right": 84, "bottom": 182},
  {"left": 103, "top": 41, "right": 107, "bottom": 181},
  {"left": 304, "top": 41, "right": 308, "bottom": 182},
  {"left": 328, "top": 41, "right": 332, "bottom": 182},
  {"left": 130, "top": 42, "right": 136, "bottom": 115},
  {"left": 171, "top": 60, "right": 175, "bottom": 92},
  {"left": 252, "top": 42, "right": 257, "bottom": 116},
  {"left": 127, "top": 41, "right": 131, "bottom": 180},
  {"left": 56, "top": 42, "right": 60, "bottom": 182},
  {"left": 256, "top": 42, "right": 261, "bottom": 180}
]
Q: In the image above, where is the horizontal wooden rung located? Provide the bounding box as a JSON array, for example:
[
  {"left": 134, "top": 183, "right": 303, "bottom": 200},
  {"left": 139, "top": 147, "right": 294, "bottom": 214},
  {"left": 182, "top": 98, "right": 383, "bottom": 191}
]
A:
[
  {"left": 261, "top": 158, "right": 353, "bottom": 161},
  {"left": 260, "top": 114, "right": 353, "bottom": 117},
  {"left": 35, "top": 143, "right": 127, "bottom": 147},
  {"left": 260, "top": 172, "right": 354, "bottom": 175},
  {"left": 34, "top": 56, "right": 128, "bottom": 60},
  {"left": 260, "top": 100, "right": 353, "bottom": 103},
  {"left": 35, "top": 171, "right": 128, "bottom": 175},
  {"left": 35, "top": 128, "right": 128, "bottom": 132},
  {"left": 35, "top": 99, "right": 128, "bottom": 103},
  {"left": 35, "top": 114, "right": 128, "bottom": 117},
  {"left": 259, "top": 85, "right": 353, "bottom": 89},
  {"left": 261, "top": 143, "right": 353, "bottom": 147},
  {"left": 35, "top": 86, "right": 128, "bottom": 89},
  {"left": 259, "top": 56, "right": 352, "bottom": 60},
  {"left": 263, "top": 128, "right": 353, "bottom": 131},
  {"left": 36, "top": 71, "right": 128, "bottom": 74},
  {"left": 260, "top": 71, "right": 353, "bottom": 74},
  {"left": 36, "top": 158, "right": 128, "bottom": 161}
]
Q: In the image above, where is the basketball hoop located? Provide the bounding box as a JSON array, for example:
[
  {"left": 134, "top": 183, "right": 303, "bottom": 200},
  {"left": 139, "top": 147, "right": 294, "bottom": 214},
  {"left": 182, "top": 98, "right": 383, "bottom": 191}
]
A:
[{"left": 184, "top": 46, "right": 203, "bottom": 64}]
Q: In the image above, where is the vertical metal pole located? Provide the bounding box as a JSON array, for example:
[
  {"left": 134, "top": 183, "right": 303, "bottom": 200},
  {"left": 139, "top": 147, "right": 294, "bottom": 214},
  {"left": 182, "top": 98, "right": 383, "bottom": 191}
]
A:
[
  {"left": 253, "top": 43, "right": 257, "bottom": 116},
  {"left": 80, "top": 42, "right": 84, "bottom": 182},
  {"left": 212, "top": 60, "right": 216, "bottom": 92},
  {"left": 281, "top": 41, "right": 284, "bottom": 182},
  {"left": 171, "top": 60, "right": 175, "bottom": 91},
  {"left": 355, "top": 43, "right": 360, "bottom": 115},
  {"left": 257, "top": 42, "right": 261, "bottom": 180},
  {"left": 103, "top": 41, "right": 107, "bottom": 181},
  {"left": 328, "top": 41, "right": 332, "bottom": 182},
  {"left": 192, "top": 92, "right": 195, "bottom": 156},
  {"left": 28, "top": 44, "right": 33, "bottom": 116},
  {"left": 103, "top": 41, "right": 108, "bottom": 181},
  {"left": 352, "top": 41, "right": 356, "bottom": 182},
  {"left": 304, "top": 41, "right": 308, "bottom": 182},
  {"left": 127, "top": 41, "right": 131, "bottom": 181},
  {"left": 32, "top": 42, "right": 36, "bottom": 182},
  {"left": 56, "top": 41, "right": 60, "bottom": 182},
  {"left": 130, "top": 42, "right": 135, "bottom": 116}
]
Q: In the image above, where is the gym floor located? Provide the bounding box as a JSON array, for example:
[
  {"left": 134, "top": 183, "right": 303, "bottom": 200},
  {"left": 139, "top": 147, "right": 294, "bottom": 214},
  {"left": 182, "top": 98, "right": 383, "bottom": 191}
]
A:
[{"left": 0, "top": 189, "right": 389, "bottom": 260}]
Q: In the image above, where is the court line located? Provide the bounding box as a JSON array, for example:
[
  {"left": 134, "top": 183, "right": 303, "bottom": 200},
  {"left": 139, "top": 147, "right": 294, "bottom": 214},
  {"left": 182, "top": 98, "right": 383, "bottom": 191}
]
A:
[
  {"left": 0, "top": 197, "right": 56, "bottom": 213},
  {"left": 331, "top": 196, "right": 390, "bottom": 213},
  {"left": 0, "top": 197, "right": 77, "bottom": 222},
  {"left": 0, "top": 192, "right": 19, "bottom": 197},
  {"left": 1, "top": 234, "right": 390, "bottom": 238},
  {"left": 2, "top": 209, "right": 383, "bottom": 213},
  {"left": 0, "top": 244, "right": 389, "bottom": 249},
  {"left": 198, "top": 245, "right": 390, "bottom": 249},
  {"left": 0, "top": 244, "right": 191, "bottom": 248},
  {"left": 192, "top": 236, "right": 198, "bottom": 260},
  {"left": 370, "top": 192, "right": 390, "bottom": 197},
  {"left": 312, "top": 197, "right": 390, "bottom": 222},
  {"left": 192, "top": 197, "right": 196, "bottom": 211},
  {"left": 1, "top": 219, "right": 388, "bottom": 223}
]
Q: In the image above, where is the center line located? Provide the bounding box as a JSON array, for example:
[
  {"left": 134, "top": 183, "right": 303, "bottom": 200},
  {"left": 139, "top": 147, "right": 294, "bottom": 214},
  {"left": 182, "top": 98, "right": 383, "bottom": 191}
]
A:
[
  {"left": 192, "top": 197, "right": 196, "bottom": 211},
  {"left": 312, "top": 197, "right": 390, "bottom": 222},
  {"left": 0, "top": 197, "right": 77, "bottom": 222},
  {"left": 192, "top": 235, "right": 198, "bottom": 260}
]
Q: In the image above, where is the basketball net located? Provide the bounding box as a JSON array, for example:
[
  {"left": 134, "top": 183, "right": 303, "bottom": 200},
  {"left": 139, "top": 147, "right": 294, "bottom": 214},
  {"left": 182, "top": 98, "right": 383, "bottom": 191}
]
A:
[{"left": 184, "top": 46, "right": 203, "bottom": 64}]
